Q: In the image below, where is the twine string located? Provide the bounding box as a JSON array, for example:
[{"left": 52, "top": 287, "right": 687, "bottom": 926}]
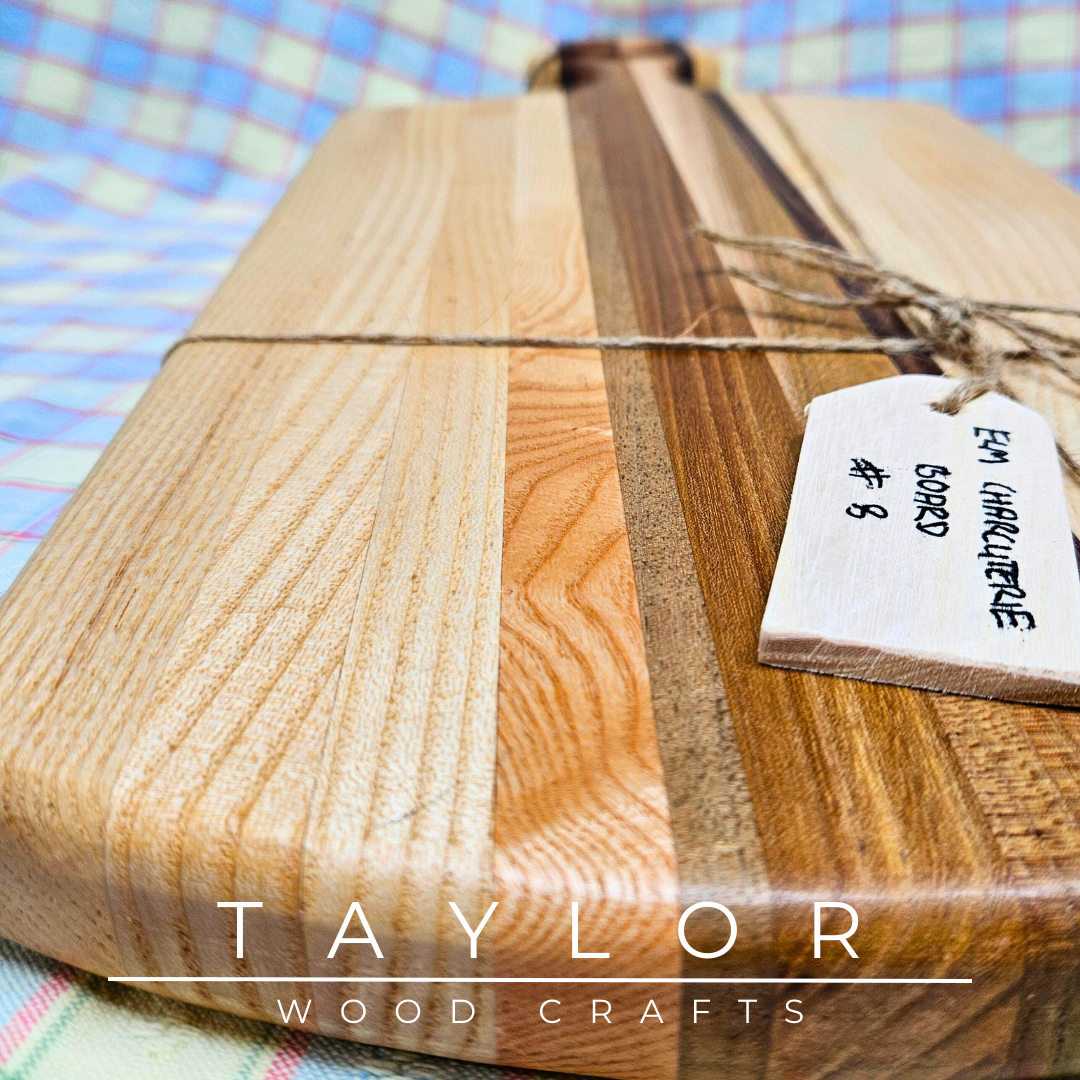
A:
[
  {"left": 164, "top": 328, "right": 934, "bottom": 360},
  {"left": 164, "top": 230, "right": 1080, "bottom": 472},
  {"left": 694, "top": 228, "right": 1080, "bottom": 416}
]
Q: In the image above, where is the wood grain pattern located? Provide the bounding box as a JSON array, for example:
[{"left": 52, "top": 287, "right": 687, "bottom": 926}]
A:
[
  {"left": 494, "top": 90, "right": 680, "bottom": 1080},
  {"left": 3, "top": 42, "right": 1080, "bottom": 1080},
  {"left": 725, "top": 87, "right": 1080, "bottom": 1077},
  {"left": 299, "top": 96, "right": 515, "bottom": 1059},
  {"left": 105, "top": 341, "right": 408, "bottom": 1015},
  {"left": 194, "top": 103, "right": 463, "bottom": 338},
  {"left": 495, "top": 345, "right": 680, "bottom": 1079},
  {"left": 733, "top": 91, "right": 1080, "bottom": 531},
  {"left": 565, "top": 47, "right": 1032, "bottom": 1080},
  {"left": 0, "top": 342, "right": 299, "bottom": 976},
  {"left": 565, "top": 52, "right": 775, "bottom": 1080},
  {"left": 629, "top": 55, "right": 897, "bottom": 415}
]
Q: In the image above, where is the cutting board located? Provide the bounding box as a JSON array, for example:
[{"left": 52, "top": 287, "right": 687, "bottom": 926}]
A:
[{"left": 2, "top": 39, "right": 1080, "bottom": 1080}]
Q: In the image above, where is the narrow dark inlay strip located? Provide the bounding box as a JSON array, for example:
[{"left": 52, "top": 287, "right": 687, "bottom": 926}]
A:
[
  {"left": 702, "top": 89, "right": 941, "bottom": 378},
  {"left": 701, "top": 86, "right": 1080, "bottom": 567}
]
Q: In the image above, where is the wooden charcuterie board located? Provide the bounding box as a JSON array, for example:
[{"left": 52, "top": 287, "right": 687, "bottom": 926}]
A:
[{"left": 2, "top": 39, "right": 1080, "bottom": 1080}]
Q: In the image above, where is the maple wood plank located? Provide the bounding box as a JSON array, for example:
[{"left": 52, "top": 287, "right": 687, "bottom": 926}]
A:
[
  {"left": 106, "top": 341, "right": 408, "bottom": 1020},
  {"left": 2, "top": 42, "right": 1080, "bottom": 1080},
  {"left": 194, "top": 103, "right": 462, "bottom": 337},
  {"left": 0, "top": 341, "right": 300, "bottom": 976},
  {"left": 299, "top": 97, "right": 517, "bottom": 1061}
]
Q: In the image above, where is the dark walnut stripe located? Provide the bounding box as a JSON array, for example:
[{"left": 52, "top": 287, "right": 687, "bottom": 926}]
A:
[
  {"left": 566, "top": 55, "right": 770, "bottom": 911},
  {"left": 566, "top": 65, "right": 775, "bottom": 1080},
  {"left": 562, "top": 47, "right": 1048, "bottom": 1080},
  {"left": 702, "top": 90, "right": 940, "bottom": 377}
]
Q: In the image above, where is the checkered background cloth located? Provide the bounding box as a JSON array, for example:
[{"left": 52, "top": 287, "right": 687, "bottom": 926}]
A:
[{"left": 0, "top": 0, "right": 1078, "bottom": 1076}]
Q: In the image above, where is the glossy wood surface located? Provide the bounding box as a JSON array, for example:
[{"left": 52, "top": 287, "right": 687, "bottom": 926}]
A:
[{"left": 1, "top": 42, "right": 1080, "bottom": 1080}]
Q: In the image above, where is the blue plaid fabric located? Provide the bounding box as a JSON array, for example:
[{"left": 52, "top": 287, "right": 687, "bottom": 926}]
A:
[
  {"left": 1, "top": 0, "right": 1078, "bottom": 592},
  {"left": 0, "top": 1, "right": 1078, "bottom": 1076}
]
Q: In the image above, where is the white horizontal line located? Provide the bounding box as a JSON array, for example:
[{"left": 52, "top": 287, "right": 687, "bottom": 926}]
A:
[{"left": 109, "top": 977, "right": 972, "bottom": 985}]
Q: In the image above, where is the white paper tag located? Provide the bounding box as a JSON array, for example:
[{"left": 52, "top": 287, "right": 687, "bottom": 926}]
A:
[{"left": 760, "top": 375, "right": 1080, "bottom": 705}]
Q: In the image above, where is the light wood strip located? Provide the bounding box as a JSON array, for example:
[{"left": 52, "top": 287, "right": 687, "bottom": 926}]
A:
[
  {"left": 194, "top": 104, "right": 463, "bottom": 336},
  {"left": 300, "top": 343, "right": 506, "bottom": 1058},
  {"left": 507, "top": 92, "right": 598, "bottom": 339},
  {"left": 299, "top": 99, "right": 518, "bottom": 1061},
  {"left": 495, "top": 347, "right": 680, "bottom": 1079},
  {"left": 104, "top": 343, "right": 408, "bottom": 1021},
  {"left": 0, "top": 342, "right": 295, "bottom": 975},
  {"left": 494, "top": 92, "right": 680, "bottom": 1080}
]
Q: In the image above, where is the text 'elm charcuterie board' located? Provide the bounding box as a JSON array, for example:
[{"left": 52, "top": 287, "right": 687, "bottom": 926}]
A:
[
  {"left": 2, "top": 40, "right": 1080, "bottom": 1080},
  {"left": 761, "top": 375, "right": 1080, "bottom": 704}
]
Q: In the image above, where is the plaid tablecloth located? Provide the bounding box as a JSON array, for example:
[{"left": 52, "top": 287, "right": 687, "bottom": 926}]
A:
[{"left": 1, "top": 1, "right": 1078, "bottom": 1076}]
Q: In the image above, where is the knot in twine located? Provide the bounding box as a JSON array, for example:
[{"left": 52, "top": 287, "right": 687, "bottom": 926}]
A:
[{"left": 695, "top": 227, "right": 1080, "bottom": 419}]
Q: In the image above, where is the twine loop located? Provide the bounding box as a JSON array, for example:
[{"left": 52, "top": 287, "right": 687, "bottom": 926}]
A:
[{"left": 694, "top": 227, "right": 1080, "bottom": 420}]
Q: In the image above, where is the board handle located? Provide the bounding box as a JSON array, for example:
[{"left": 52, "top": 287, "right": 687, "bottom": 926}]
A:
[{"left": 527, "top": 38, "right": 720, "bottom": 93}]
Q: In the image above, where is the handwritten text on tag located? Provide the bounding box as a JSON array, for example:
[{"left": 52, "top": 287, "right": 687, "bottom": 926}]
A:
[{"left": 759, "top": 375, "right": 1080, "bottom": 705}]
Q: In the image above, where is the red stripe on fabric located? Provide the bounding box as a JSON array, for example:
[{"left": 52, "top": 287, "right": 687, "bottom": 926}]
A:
[
  {"left": 0, "top": 969, "right": 73, "bottom": 1066},
  {"left": 262, "top": 1030, "right": 311, "bottom": 1080}
]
